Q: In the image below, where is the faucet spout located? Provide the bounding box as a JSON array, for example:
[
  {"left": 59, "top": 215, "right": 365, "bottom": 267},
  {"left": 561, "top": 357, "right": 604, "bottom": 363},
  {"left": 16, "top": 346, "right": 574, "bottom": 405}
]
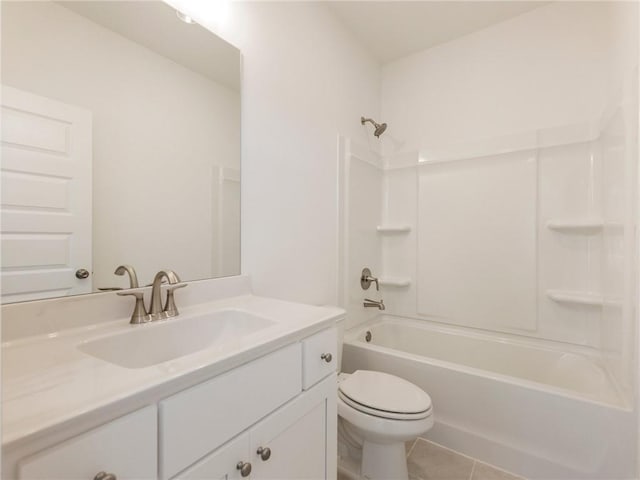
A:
[
  {"left": 149, "top": 270, "right": 181, "bottom": 318},
  {"left": 114, "top": 265, "right": 140, "bottom": 288},
  {"left": 363, "top": 298, "right": 385, "bottom": 311}
]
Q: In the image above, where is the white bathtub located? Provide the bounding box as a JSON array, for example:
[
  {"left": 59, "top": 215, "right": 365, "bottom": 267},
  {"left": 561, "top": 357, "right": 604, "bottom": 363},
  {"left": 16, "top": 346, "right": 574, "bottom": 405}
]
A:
[{"left": 341, "top": 316, "right": 636, "bottom": 480}]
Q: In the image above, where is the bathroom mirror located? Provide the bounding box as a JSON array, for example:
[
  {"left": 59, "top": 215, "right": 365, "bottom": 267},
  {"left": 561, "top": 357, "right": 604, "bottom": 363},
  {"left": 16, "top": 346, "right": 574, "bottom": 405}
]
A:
[{"left": 1, "top": 1, "right": 241, "bottom": 303}]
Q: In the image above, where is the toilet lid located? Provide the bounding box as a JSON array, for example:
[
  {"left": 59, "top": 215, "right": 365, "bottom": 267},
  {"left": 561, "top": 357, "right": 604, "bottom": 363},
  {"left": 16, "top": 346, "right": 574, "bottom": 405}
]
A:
[{"left": 338, "top": 370, "right": 432, "bottom": 416}]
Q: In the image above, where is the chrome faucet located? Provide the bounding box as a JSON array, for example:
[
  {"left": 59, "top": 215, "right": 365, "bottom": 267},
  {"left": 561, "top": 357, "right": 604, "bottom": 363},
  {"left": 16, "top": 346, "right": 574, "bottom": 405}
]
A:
[
  {"left": 364, "top": 298, "right": 385, "bottom": 310},
  {"left": 149, "top": 270, "right": 185, "bottom": 319},
  {"left": 117, "top": 268, "right": 186, "bottom": 324}
]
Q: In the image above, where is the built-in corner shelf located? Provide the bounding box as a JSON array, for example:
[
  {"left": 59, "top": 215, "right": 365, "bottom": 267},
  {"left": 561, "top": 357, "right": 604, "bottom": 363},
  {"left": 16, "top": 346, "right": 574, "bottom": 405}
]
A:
[
  {"left": 546, "top": 220, "right": 624, "bottom": 234},
  {"left": 376, "top": 225, "right": 411, "bottom": 234},
  {"left": 546, "top": 290, "right": 621, "bottom": 308},
  {"left": 546, "top": 220, "right": 603, "bottom": 234},
  {"left": 378, "top": 277, "right": 411, "bottom": 288}
]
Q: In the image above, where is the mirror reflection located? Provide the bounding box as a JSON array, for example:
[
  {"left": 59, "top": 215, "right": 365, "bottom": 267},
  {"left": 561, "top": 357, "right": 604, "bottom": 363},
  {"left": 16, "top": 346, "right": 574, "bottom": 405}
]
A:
[{"left": 1, "top": 1, "right": 241, "bottom": 303}]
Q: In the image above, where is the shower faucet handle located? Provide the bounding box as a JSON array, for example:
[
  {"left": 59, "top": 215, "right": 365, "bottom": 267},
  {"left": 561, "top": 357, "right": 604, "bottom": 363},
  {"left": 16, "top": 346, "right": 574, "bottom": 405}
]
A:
[{"left": 360, "top": 267, "right": 379, "bottom": 291}]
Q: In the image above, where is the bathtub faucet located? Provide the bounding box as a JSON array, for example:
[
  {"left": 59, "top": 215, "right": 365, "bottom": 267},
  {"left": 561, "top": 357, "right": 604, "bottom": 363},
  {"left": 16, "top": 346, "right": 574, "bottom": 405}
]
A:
[{"left": 364, "top": 298, "right": 385, "bottom": 310}]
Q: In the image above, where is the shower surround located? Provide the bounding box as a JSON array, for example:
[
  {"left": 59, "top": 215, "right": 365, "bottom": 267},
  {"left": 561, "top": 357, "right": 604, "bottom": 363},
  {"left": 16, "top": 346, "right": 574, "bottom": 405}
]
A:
[{"left": 338, "top": 3, "right": 638, "bottom": 478}]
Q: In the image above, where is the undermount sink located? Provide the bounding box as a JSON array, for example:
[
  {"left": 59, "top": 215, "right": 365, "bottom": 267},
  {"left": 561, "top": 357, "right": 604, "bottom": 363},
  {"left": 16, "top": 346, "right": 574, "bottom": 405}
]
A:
[{"left": 78, "top": 309, "right": 275, "bottom": 369}]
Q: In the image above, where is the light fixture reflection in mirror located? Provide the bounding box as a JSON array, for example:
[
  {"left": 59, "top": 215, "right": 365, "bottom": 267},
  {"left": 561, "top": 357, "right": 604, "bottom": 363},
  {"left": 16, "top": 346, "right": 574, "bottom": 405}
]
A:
[
  {"left": 164, "top": 0, "right": 231, "bottom": 29},
  {"left": 176, "top": 10, "right": 196, "bottom": 25},
  {"left": 0, "top": 1, "right": 241, "bottom": 304}
]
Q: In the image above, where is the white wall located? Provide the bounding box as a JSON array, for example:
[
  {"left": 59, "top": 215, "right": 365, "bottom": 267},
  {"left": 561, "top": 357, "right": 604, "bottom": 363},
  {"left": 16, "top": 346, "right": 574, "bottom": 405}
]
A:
[
  {"left": 173, "top": 1, "right": 381, "bottom": 306},
  {"left": 2, "top": 1, "right": 240, "bottom": 289},
  {"left": 380, "top": 2, "right": 625, "bottom": 155}
]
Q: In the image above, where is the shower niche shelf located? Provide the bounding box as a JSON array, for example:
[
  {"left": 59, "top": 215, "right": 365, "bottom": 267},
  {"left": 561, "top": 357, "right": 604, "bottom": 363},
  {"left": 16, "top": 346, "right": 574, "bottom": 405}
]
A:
[
  {"left": 376, "top": 225, "right": 411, "bottom": 234},
  {"left": 378, "top": 277, "right": 411, "bottom": 288},
  {"left": 546, "top": 290, "right": 621, "bottom": 308},
  {"left": 546, "top": 220, "right": 603, "bottom": 234}
]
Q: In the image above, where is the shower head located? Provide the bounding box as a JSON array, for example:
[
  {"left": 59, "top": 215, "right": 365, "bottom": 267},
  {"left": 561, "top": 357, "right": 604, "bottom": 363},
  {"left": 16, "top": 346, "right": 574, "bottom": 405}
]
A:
[{"left": 361, "top": 116, "right": 387, "bottom": 138}]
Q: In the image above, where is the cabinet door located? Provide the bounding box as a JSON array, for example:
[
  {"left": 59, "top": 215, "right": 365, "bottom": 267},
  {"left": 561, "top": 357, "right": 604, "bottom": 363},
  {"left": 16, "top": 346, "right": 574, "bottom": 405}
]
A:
[
  {"left": 250, "top": 375, "right": 335, "bottom": 480},
  {"left": 18, "top": 406, "right": 156, "bottom": 480},
  {"left": 175, "top": 433, "right": 250, "bottom": 480}
]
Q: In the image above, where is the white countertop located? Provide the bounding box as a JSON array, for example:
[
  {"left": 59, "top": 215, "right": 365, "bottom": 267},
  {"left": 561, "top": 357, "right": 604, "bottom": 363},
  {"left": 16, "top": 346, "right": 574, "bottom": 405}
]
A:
[{"left": 2, "top": 294, "right": 344, "bottom": 448}]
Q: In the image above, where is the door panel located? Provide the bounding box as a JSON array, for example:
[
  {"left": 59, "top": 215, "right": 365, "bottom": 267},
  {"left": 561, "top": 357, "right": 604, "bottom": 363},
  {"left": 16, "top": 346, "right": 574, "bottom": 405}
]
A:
[{"left": 1, "top": 85, "right": 92, "bottom": 302}]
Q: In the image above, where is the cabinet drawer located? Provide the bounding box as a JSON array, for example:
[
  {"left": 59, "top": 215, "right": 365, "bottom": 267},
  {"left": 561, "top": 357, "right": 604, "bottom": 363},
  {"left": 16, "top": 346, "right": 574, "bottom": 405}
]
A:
[
  {"left": 18, "top": 406, "right": 157, "bottom": 480},
  {"left": 160, "top": 344, "right": 302, "bottom": 480},
  {"left": 302, "top": 328, "right": 337, "bottom": 390}
]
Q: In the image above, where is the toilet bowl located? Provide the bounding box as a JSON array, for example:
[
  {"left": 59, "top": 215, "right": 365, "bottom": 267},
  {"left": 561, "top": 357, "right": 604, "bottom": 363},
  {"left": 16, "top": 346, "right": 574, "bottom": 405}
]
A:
[{"left": 337, "top": 370, "right": 434, "bottom": 480}]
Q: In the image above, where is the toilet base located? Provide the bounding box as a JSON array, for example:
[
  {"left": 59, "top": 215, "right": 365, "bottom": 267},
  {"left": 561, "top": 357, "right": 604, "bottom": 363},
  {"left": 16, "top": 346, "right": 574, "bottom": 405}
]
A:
[
  {"left": 338, "top": 420, "right": 411, "bottom": 480},
  {"left": 361, "top": 440, "right": 408, "bottom": 480}
]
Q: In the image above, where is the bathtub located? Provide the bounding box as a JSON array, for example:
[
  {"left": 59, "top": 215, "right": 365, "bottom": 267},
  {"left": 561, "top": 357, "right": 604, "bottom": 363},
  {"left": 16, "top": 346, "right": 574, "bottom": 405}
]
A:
[{"left": 341, "top": 316, "right": 636, "bottom": 480}]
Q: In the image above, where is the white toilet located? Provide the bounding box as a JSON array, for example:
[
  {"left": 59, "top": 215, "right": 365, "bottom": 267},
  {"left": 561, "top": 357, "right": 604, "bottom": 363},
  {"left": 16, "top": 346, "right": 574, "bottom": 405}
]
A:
[{"left": 337, "top": 370, "right": 434, "bottom": 480}]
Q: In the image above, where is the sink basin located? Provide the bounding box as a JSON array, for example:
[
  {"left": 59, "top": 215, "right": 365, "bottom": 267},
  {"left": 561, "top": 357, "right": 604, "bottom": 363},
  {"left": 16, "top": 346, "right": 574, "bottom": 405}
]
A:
[{"left": 78, "top": 309, "right": 275, "bottom": 369}]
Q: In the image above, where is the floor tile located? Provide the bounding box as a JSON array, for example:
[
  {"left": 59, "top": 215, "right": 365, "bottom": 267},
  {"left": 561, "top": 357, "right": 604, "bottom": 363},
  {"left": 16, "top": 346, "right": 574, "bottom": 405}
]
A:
[
  {"left": 406, "top": 439, "right": 417, "bottom": 455},
  {"left": 407, "top": 439, "right": 474, "bottom": 480},
  {"left": 471, "top": 462, "right": 523, "bottom": 480}
]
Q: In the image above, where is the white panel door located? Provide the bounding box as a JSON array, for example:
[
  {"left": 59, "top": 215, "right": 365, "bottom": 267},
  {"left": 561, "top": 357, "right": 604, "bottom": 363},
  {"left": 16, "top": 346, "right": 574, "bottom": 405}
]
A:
[{"left": 1, "top": 85, "right": 92, "bottom": 302}]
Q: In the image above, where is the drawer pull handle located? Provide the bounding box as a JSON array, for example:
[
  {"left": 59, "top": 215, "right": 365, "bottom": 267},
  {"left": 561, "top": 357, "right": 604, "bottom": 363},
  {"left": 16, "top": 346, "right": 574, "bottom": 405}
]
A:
[
  {"left": 257, "top": 446, "right": 272, "bottom": 461},
  {"left": 94, "top": 473, "right": 117, "bottom": 480},
  {"left": 237, "top": 461, "right": 252, "bottom": 477},
  {"left": 320, "top": 353, "right": 332, "bottom": 363}
]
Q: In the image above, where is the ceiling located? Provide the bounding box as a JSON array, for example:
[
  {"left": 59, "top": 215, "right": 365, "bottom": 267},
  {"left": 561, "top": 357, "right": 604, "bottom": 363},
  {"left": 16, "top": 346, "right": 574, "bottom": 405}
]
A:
[
  {"left": 326, "top": 1, "right": 547, "bottom": 64},
  {"left": 58, "top": 1, "right": 240, "bottom": 91}
]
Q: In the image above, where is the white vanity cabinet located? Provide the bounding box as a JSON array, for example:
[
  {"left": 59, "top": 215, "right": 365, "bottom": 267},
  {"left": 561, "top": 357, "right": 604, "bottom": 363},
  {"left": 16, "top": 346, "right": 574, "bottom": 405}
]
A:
[
  {"left": 17, "top": 406, "right": 157, "bottom": 480},
  {"left": 6, "top": 326, "right": 339, "bottom": 480},
  {"left": 177, "top": 374, "right": 335, "bottom": 480},
  {"left": 160, "top": 344, "right": 304, "bottom": 478},
  {"left": 165, "top": 329, "right": 337, "bottom": 480}
]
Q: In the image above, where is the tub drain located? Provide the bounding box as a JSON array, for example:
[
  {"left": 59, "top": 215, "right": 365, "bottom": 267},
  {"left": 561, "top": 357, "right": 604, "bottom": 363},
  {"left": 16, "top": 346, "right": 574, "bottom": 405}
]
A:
[{"left": 365, "top": 330, "right": 372, "bottom": 342}]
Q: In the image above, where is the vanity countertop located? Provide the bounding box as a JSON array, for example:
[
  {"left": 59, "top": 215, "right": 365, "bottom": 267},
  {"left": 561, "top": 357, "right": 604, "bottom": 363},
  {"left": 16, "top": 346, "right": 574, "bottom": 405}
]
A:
[{"left": 2, "top": 294, "right": 344, "bottom": 448}]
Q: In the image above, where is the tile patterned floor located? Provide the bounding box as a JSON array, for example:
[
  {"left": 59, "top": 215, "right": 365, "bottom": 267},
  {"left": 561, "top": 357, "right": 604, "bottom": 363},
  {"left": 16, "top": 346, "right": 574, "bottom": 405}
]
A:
[{"left": 405, "top": 439, "right": 524, "bottom": 480}]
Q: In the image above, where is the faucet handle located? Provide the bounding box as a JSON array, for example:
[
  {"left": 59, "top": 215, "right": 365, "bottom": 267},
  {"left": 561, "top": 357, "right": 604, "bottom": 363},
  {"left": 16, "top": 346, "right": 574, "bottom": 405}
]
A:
[
  {"left": 360, "top": 268, "right": 379, "bottom": 291},
  {"left": 117, "top": 290, "right": 151, "bottom": 324}
]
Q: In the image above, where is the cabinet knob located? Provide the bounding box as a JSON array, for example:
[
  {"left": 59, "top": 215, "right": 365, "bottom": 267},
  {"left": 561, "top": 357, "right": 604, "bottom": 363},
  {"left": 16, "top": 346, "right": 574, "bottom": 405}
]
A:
[
  {"left": 94, "top": 473, "right": 117, "bottom": 480},
  {"left": 320, "top": 353, "right": 332, "bottom": 363},
  {"left": 257, "top": 446, "right": 272, "bottom": 461},
  {"left": 237, "top": 461, "right": 252, "bottom": 477}
]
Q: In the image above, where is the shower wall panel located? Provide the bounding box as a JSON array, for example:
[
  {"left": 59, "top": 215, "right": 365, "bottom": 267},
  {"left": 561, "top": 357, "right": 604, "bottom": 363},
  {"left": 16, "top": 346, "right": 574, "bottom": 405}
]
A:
[{"left": 416, "top": 151, "right": 537, "bottom": 332}]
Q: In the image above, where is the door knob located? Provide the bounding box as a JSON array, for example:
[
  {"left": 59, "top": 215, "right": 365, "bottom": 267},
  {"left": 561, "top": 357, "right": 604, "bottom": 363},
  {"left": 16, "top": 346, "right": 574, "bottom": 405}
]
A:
[
  {"left": 237, "top": 461, "right": 252, "bottom": 477},
  {"left": 75, "top": 268, "right": 90, "bottom": 279}
]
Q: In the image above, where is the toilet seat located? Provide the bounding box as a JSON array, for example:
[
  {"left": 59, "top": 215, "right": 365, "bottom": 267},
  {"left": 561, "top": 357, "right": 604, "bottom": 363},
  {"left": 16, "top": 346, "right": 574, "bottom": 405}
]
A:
[{"left": 338, "top": 370, "right": 432, "bottom": 421}]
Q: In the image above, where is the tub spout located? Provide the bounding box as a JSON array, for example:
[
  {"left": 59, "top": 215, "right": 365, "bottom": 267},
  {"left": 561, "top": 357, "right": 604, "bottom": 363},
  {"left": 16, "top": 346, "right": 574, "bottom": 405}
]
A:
[{"left": 364, "top": 298, "right": 385, "bottom": 310}]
